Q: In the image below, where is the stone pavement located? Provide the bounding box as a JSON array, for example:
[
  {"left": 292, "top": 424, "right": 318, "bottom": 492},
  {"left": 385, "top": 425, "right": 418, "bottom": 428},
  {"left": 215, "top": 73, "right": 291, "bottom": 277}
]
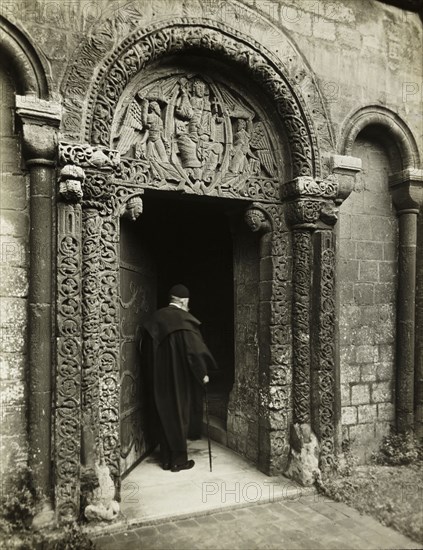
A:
[
  {"left": 93, "top": 494, "right": 422, "bottom": 550},
  {"left": 91, "top": 439, "right": 421, "bottom": 549}
]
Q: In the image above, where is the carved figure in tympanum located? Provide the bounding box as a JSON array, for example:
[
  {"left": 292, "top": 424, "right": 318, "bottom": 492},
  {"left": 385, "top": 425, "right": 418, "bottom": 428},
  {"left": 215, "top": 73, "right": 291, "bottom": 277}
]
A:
[{"left": 112, "top": 74, "right": 278, "bottom": 196}]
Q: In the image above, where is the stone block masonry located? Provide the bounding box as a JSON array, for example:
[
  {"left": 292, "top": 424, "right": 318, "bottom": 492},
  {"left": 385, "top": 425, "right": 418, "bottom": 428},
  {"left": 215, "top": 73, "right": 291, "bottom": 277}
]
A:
[
  {"left": 339, "top": 136, "right": 398, "bottom": 461},
  {"left": 0, "top": 66, "right": 29, "bottom": 486}
]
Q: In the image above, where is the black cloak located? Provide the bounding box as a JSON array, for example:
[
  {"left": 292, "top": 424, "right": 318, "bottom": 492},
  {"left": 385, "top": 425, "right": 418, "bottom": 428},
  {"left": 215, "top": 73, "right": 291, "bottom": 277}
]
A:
[{"left": 143, "top": 305, "right": 217, "bottom": 464}]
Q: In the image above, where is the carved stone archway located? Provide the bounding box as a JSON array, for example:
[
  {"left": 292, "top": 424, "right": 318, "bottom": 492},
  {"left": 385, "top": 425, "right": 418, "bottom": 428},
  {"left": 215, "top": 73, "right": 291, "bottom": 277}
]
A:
[{"left": 54, "top": 20, "right": 355, "bottom": 521}]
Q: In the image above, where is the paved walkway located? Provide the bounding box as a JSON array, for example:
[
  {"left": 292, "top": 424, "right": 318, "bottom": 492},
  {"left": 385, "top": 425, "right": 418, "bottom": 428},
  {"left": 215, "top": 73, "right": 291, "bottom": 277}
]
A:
[
  {"left": 94, "top": 495, "right": 421, "bottom": 549},
  {"left": 91, "top": 439, "right": 421, "bottom": 549}
]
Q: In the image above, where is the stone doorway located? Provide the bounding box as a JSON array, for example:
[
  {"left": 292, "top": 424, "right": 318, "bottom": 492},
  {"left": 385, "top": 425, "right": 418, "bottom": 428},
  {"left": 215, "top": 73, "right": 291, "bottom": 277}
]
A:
[{"left": 119, "top": 191, "right": 251, "bottom": 477}]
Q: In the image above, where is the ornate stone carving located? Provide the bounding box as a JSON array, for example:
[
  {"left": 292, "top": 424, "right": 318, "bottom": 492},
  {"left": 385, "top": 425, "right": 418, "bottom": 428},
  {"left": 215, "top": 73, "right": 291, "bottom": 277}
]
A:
[
  {"left": 292, "top": 230, "right": 312, "bottom": 425},
  {"left": 59, "top": 165, "right": 85, "bottom": 202},
  {"left": 312, "top": 231, "right": 336, "bottom": 469},
  {"left": 81, "top": 208, "right": 102, "bottom": 445},
  {"left": 282, "top": 175, "right": 338, "bottom": 200},
  {"left": 62, "top": 21, "right": 318, "bottom": 179},
  {"left": 55, "top": 203, "right": 82, "bottom": 520},
  {"left": 287, "top": 200, "right": 322, "bottom": 228},
  {"left": 244, "top": 205, "right": 271, "bottom": 233},
  {"left": 59, "top": 142, "right": 120, "bottom": 171},
  {"left": 98, "top": 216, "right": 120, "bottom": 478},
  {"left": 121, "top": 195, "right": 143, "bottom": 221},
  {"left": 111, "top": 73, "right": 279, "bottom": 199}
]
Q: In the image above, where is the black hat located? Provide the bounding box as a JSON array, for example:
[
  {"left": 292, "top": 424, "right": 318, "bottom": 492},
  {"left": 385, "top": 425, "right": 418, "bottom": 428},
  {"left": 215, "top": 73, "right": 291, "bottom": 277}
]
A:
[{"left": 169, "top": 284, "right": 190, "bottom": 299}]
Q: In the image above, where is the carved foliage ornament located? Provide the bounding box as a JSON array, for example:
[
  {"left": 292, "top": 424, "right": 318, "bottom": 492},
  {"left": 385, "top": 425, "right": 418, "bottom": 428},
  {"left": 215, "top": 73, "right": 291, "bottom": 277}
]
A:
[
  {"left": 55, "top": 203, "right": 83, "bottom": 520},
  {"left": 79, "top": 23, "right": 317, "bottom": 179}
]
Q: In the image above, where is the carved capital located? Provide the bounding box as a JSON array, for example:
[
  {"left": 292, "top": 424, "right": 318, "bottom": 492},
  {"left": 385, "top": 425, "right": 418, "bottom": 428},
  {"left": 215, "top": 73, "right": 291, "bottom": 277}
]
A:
[
  {"left": 58, "top": 142, "right": 120, "bottom": 172},
  {"left": 283, "top": 176, "right": 343, "bottom": 229},
  {"left": 245, "top": 204, "right": 272, "bottom": 233},
  {"left": 59, "top": 165, "right": 85, "bottom": 203},
  {"left": 16, "top": 95, "right": 62, "bottom": 161},
  {"left": 329, "top": 154, "right": 361, "bottom": 205},
  {"left": 282, "top": 176, "right": 338, "bottom": 201},
  {"left": 286, "top": 200, "right": 323, "bottom": 229},
  {"left": 389, "top": 169, "right": 423, "bottom": 214}
]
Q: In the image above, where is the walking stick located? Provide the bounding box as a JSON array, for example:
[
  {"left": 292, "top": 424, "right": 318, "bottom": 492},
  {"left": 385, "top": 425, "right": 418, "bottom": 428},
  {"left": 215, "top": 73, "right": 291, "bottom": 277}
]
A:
[{"left": 204, "top": 385, "right": 212, "bottom": 472}]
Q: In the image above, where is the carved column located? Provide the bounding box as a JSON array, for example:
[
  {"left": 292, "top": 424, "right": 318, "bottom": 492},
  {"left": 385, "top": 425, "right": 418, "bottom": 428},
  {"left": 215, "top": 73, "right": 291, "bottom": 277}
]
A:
[
  {"left": 55, "top": 166, "right": 84, "bottom": 521},
  {"left": 81, "top": 202, "right": 103, "bottom": 465},
  {"left": 58, "top": 143, "right": 123, "bottom": 488},
  {"left": 244, "top": 204, "right": 292, "bottom": 475},
  {"left": 389, "top": 169, "right": 423, "bottom": 434},
  {"left": 15, "top": 96, "right": 61, "bottom": 504},
  {"left": 284, "top": 172, "right": 355, "bottom": 483}
]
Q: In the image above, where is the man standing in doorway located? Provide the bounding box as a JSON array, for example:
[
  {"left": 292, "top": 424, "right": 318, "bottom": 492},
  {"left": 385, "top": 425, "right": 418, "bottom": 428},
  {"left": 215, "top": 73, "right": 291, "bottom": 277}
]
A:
[{"left": 143, "top": 284, "right": 217, "bottom": 472}]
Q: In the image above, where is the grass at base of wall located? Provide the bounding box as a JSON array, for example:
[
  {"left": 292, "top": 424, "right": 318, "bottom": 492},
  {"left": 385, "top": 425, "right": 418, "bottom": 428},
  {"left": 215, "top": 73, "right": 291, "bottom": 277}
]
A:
[{"left": 316, "top": 435, "right": 423, "bottom": 545}]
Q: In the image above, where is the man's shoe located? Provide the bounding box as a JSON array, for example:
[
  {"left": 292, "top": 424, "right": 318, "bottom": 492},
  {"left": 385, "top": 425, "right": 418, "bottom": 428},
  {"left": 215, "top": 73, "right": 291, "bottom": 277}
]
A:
[
  {"left": 162, "top": 463, "right": 171, "bottom": 471},
  {"left": 170, "top": 460, "right": 195, "bottom": 472}
]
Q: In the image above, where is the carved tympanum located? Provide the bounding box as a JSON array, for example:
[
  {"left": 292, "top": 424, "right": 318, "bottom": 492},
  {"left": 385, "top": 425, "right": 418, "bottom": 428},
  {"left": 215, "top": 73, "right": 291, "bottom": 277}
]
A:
[{"left": 112, "top": 74, "right": 278, "bottom": 196}]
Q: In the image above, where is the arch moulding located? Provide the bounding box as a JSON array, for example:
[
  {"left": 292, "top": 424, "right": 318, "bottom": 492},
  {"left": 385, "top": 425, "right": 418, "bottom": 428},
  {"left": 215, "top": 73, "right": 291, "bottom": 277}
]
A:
[
  {"left": 338, "top": 105, "right": 421, "bottom": 171},
  {"left": 0, "top": 15, "right": 50, "bottom": 99},
  {"left": 61, "top": 18, "right": 337, "bottom": 181}
]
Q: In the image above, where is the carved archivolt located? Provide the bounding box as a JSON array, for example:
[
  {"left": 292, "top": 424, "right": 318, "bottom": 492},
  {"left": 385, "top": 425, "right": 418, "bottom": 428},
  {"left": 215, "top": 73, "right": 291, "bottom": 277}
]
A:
[{"left": 61, "top": 19, "right": 329, "bottom": 179}]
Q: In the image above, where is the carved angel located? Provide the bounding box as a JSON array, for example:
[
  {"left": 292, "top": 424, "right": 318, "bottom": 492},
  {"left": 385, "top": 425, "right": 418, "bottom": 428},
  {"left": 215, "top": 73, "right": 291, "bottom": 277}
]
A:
[
  {"left": 249, "top": 121, "right": 277, "bottom": 177},
  {"left": 114, "top": 94, "right": 183, "bottom": 183},
  {"left": 114, "top": 97, "right": 144, "bottom": 157},
  {"left": 229, "top": 118, "right": 276, "bottom": 178}
]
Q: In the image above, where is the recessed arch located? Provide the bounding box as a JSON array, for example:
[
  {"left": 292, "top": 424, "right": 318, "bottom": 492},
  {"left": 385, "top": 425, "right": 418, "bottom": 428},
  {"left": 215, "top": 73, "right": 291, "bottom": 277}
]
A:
[
  {"left": 0, "top": 16, "right": 50, "bottom": 99},
  {"left": 339, "top": 105, "right": 421, "bottom": 171}
]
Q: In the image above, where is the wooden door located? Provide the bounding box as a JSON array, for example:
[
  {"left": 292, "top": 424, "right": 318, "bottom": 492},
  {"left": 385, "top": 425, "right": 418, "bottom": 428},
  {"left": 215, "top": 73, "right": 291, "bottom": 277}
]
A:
[{"left": 119, "top": 218, "right": 156, "bottom": 476}]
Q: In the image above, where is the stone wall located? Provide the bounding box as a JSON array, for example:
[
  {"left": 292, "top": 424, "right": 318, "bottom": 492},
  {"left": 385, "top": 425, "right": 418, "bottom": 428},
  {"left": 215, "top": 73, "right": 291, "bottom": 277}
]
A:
[
  {"left": 0, "top": 0, "right": 421, "bottom": 479},
  {"left": 0, "top": 65, "right": 29, "bottom": 484},
  {"left": 338, "top": 134, "right": 398, "bottom": 460}
]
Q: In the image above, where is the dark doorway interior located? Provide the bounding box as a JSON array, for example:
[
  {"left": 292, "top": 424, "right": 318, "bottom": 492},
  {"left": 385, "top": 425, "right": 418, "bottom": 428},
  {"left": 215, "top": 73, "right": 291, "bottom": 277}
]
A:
[{"left": 138, "top": 192, "right": 235, "bottom": 428}]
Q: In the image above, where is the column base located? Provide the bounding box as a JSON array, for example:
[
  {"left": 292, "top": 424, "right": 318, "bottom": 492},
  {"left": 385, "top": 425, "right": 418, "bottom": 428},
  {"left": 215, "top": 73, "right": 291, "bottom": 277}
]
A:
[
  {"left": 285, "top": 423, "right": 320, "bottom": 487},
  {"left": 32, "top": 501, "right": 55, "bottom": 531}
]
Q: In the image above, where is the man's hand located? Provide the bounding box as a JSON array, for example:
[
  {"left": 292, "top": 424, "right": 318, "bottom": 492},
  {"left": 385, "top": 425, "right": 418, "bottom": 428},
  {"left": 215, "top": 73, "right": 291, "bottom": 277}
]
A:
[{"left": 203, "top": 375, "right": 209, "bottom": 384}]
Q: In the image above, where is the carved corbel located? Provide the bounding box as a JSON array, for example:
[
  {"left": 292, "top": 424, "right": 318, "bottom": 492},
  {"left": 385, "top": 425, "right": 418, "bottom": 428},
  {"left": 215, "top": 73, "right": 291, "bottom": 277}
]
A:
[
  {"left": 59, "top": 165, "right": 85, "bottom": 202},
  {"left": 121, "top": 194, "right": 144, "bottom": 221},
  {"left": 244, "top": 203, "right": 272, "bottom": 233},
  {"left": 329, "top": 154, "right": 361, "bottom": 205}
]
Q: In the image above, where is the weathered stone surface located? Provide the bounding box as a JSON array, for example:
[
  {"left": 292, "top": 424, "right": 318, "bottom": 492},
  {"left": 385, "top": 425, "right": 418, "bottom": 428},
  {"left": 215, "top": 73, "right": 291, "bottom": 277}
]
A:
[
  {"left": 341, "top": 406, "right": 357, "bottom": 426},
  {"left": 371, "top": 381, "right": 392, "bottom": 403},
  {"left": 0, "top": 267, "right": 28, "bottom": 297},
  {"left": 285, "top": 423, "right": 320, "bottom": 486},
  {"left": 0, "top": 0, "right": 421, "bottom": 517},
  {"left": 357, "top": 404, "right": 378, "bottom": 424},
  {"left": 351, "top": 384, "right": 371, "bottom": 405}
]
